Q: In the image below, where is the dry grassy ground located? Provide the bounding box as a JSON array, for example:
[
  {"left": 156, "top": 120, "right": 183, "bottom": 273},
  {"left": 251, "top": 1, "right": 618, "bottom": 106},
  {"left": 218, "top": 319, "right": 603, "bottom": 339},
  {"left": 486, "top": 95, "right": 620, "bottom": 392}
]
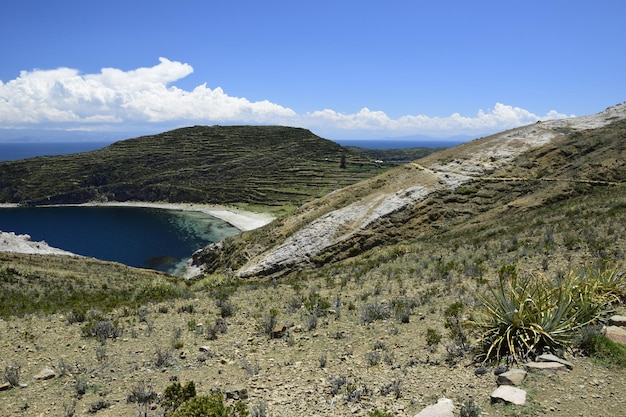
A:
[{"left": 1, "top": 264, "right": 625, "bottom": 417}]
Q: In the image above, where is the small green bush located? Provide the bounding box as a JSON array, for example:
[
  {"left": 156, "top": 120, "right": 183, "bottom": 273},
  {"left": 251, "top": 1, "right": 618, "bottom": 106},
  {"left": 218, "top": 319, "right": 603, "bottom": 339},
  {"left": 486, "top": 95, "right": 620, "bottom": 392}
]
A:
[
  {"left": 163, "top": 381, "right": 196, "bottom": 413},
  {"left": 577, "top": 326, "right": 626, "bottom": 367},
  {"left": 170, "top": 393, "right": 248, "bottom": 417},
  {"left": 460, "top": 398, "right": 481, "bottom": 417},
  {"left": 425, "top": 328, "right": 442, "bottom": 348},
  {"left": 369, "top": 410, "right": 394, "bottom": 417}
]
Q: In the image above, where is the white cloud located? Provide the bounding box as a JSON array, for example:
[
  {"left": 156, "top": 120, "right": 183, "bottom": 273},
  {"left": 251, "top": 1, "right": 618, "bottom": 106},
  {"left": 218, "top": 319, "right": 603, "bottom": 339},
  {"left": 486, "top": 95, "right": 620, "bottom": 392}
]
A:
[
  {"left": 0, "top": 58, "right": 572, "bottom": 138},
  {"left": 305, "top": 103, "right": 572, "bottom": 138}
]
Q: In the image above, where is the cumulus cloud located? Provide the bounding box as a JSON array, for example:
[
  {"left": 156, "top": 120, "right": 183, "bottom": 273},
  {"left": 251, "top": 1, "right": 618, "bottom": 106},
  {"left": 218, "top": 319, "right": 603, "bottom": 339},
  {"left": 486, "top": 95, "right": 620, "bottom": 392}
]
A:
[
  {"left": 0, "top": 58, "right": 571, "bottom": 138},
  {"left": 305, "top": 103, "right": 572, "bottom": 138}
]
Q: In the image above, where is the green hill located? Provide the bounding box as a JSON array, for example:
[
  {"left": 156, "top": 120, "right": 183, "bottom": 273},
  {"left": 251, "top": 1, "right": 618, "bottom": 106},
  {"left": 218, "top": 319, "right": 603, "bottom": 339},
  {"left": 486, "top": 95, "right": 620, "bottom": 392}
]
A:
[{"left": 0, "top": 126, "right": 393, "bottom": 211}]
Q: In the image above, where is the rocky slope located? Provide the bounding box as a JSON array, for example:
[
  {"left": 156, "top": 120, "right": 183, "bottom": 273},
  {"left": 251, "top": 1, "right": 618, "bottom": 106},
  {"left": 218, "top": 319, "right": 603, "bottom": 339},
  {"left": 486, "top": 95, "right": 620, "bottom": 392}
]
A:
[{"left": 193, "top": 102, "right": 626, "bottom": 278}]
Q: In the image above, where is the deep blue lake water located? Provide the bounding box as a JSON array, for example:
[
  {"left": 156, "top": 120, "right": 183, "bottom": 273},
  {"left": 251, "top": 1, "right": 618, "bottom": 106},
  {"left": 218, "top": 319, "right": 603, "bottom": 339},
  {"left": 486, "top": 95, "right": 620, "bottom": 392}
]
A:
[
  {"left": 0, "top": 206, "right": 240, "bottom": 274},
  {"left": 0, "top": 141, "right": 114, "bottom": 161}
]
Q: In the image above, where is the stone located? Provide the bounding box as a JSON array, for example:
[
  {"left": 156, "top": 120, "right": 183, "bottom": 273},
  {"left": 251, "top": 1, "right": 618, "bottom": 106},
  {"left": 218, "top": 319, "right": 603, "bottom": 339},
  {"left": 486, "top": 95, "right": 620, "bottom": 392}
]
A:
[
  {"left": 0, "top": 382, "right": 11, "bottom": 391},
  {"left": 609, "top": 315, "right": 626, "bottom": 327},
  {"left": 473, "top": 366, "right": 488, "bottom": 376},
  {"left": 524, "top": 361, "right": 568, "bottom": 373},
  {"left": 536, "top": 353, "right": 573, "bottom": 370},
  {"left": 605, "top": 325, "right": 626, "bottom": 345},
  {"left": 413, "top": 398, "right": 454, "bottom": 417},
  {"left": 33, "top": 367, "right": 57, "bottom": 380},
  {"left": 491, "top": 385, "right": 526, "bottom": 405},
  {"left": 493, "top": 365, "right": 508, "bottom": 375},
  {"left": 271, "top": 324, "right": 287, "bottom": 338},
  {"left": 496, "top": 369, "right": 527, "bottom": 386},
  {"left": 199, "top": 345, "right": 211, "bottom": 353},
  {"left": 225, "top": 386, "right": 248, "bottom": 400}
]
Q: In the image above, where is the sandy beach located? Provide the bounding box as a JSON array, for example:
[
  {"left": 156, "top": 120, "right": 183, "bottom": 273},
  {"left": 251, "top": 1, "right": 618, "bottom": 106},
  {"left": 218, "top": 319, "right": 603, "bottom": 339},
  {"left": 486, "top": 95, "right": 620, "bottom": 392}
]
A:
[{"left": 70, "top": 201, "right": 275, "bottom": 232}]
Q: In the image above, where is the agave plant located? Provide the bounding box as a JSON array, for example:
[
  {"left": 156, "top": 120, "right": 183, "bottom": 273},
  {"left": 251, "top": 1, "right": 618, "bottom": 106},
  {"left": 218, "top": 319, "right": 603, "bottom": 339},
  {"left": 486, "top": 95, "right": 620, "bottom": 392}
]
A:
[{"left": 471, "top": 267, "right": 617, "bottom": 363}]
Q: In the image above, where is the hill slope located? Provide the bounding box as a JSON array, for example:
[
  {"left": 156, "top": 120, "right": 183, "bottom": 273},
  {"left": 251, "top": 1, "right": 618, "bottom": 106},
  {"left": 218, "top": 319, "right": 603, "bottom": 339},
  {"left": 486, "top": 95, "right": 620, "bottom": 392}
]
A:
[
  {"left": 0, "top": 126, "right": 389, "bottom": 209},
  {"left": 193, "top": 103, "right": 626, "bottom": 277}
]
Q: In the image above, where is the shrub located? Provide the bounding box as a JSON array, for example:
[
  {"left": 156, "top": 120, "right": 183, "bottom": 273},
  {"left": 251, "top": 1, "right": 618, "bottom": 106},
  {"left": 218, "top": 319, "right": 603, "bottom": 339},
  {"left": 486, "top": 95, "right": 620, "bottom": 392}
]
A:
[
  {"left": 250, "top": 400, "right": 268, "bottom": 417},
  {"left": 67, "top": 309, "right": 87, "bottom": 324},
  {"left": 216, "top": 299, "right": 235, "bottom": 318},
  {"left": 127, "top": 381, "right": 158, "bottom": 416},
  {"left": 444, "top": 301, "right": 468, "bottom": 350},
  {"left": 75, "top": 377, "right": 87, "bottom": 397},
  {"left": 305, "top": 312, "right": 318, "bottom": 331},
  {"left": 178, "top": 304, "right": 195, "bottom": 314},
  {"left": 471, "top": 267, "right": 621, "bottom": 362},
  {"left": 319, "top": 351, "right": 327, "bottom": 368},
  {"left": 366, "top": 351, "right": 381, "bottom": 366},
  {"left": 369, "top": 410, "right": 394, "bottom": 417},
  {"left": 379, "top": 379, "right": 401, "bottom": 399},
  {"left": 163, "top": 381, "right": 196, "bottom": 413},
  {"left": 460, "top": 398, "right": 481, "bottom": 417},
  {"left": 262, "top": 308, "right": 279, "bottom": 338},
  {"left": 361, "top": 302, "right": 391, "bottom": 323},
  {"left": 170, "top": 393, "right": 248, "bottom": 417},
  {"left": 88, "top": 400, "right": 111, "bottom": 413},
  {"left": 172, "top": 327, "right": 184, "bottom": 349},
  {"left": 81, "top": 320, "right": 121, "bottom": 343},
  {"left": 576, "top": 326, "right": 626, "bottom": 367},
  {"left": 154, "top": 347, "right": 174, "bottom": 368},
  {"left": 425, "top": 328, "right": 442, "bottom": 350},
  {"left": 302, "top": 288, "right": 331, "bottom": 316},
  {"left": 328, "top": 375, "right": 348, "bottom": 396}
]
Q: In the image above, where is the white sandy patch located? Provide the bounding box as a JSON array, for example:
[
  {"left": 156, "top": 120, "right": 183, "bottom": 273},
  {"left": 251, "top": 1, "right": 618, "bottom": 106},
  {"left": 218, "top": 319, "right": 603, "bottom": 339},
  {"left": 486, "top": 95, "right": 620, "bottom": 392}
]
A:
[{"left": 0, "top": 231, "right": 77, "bottom": 256}]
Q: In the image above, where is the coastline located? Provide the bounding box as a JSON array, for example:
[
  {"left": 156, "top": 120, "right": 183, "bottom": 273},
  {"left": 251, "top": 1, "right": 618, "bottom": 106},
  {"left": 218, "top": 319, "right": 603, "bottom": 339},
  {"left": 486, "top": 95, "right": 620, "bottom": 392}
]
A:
[{"left": 0, "top": 201, "right": 275, "bottom": 232}]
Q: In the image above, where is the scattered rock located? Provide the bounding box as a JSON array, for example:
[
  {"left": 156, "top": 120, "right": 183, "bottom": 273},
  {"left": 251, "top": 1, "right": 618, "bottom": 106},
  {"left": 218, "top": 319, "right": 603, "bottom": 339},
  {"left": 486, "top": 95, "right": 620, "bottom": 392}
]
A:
[
  {"left": 491, "top": 385, "right": 526, "bottom": 405},
  {"left": 609, "top": 315, "right": 626, "bottom": 327},
  {"left": 413, "top": 398, "right": 454, "bottom": 417},
  {"left": 199, "top": 345, "right": 211, "bottom": 353},
  {"left": 271, "top": 324, "right": 287, "bottom": 338},
  {"left": 225, "top": 386, "right": 248, "bottom": 400},
  {"left": 33, "top": 367, "right": 57, "bottom": 380},
  {"left": 473, "top": 366, "right": 488, "bottom": 376},
  {"left": 525, "top": 361, "right": 568, "bottom": 373},
  {"left": 0, "top": 383, "right": 11, "bottom": 391},
  {"left": 536, "top": 353, "right": 573, "bottom": 370},
  {"left": 493, "top": 365, "right": 508, "bottom": 375},
  {"left": 496, "top": 369, "right": 527, "bottom": 386},
  {"left": 605, "top": 325, "right": 626, "bottom": 345}
]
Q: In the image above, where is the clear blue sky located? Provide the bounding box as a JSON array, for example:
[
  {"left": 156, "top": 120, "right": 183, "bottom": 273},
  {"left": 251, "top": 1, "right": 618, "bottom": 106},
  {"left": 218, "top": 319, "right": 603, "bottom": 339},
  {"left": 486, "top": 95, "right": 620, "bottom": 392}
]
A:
[{"left": 1, "top": 0, "right": 624, "bottom": 140}]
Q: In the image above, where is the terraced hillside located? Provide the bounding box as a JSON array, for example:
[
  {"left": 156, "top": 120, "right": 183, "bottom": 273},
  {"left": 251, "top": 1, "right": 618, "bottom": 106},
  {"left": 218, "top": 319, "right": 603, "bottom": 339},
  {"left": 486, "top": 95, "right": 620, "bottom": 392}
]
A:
[
  {"left": 0, "top": 126, "right": 389, "bottom": 209},
  {"left": 193, "top": 103, "right": 626, "bottom": 277}
]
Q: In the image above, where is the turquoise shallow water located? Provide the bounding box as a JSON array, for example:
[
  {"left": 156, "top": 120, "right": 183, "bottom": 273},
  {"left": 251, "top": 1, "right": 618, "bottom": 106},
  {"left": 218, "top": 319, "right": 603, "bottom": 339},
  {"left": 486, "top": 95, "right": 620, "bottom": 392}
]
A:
[{"left": 0, "top": 206, "right": 240, "bottom": 274}]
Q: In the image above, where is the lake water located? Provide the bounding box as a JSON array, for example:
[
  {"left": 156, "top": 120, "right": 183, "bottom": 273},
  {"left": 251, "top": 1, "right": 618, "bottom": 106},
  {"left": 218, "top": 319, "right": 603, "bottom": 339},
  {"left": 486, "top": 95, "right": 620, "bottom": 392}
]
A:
[
  {"left": 0, "top": 141, "right": 114, "bottom": 162},
  {"left": 0, "top": 206, "right": 240, "bottom": 275}
]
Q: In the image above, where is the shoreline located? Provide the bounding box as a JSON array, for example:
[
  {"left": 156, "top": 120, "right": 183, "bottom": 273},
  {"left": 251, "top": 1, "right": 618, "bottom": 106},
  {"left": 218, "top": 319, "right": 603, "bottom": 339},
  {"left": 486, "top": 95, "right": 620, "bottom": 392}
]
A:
[{"left": 0, "top": 201, "right": 275, "bottom": 232}]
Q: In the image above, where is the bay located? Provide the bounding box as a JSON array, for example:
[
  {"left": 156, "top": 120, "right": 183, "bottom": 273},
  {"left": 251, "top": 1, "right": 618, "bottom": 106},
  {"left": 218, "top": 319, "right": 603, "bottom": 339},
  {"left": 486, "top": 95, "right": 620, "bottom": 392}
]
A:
[{"left": 0, "top": 206, "right": 240, "bottom": 274}]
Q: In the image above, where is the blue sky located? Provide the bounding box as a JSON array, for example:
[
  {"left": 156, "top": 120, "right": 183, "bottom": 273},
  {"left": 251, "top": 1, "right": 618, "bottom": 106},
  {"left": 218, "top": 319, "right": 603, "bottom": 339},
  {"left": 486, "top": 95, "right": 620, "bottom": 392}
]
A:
[{"left": 1, "top": 0, "right": 624, "bottom": 141}]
